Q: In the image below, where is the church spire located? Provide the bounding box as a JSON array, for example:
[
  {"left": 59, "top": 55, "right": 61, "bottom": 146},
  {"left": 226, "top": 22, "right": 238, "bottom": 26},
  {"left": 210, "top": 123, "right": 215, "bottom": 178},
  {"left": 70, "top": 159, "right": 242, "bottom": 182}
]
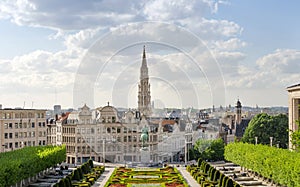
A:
[
  {"left": 138, "top": 45, "right": 151, "bottom": 117},
  {"left": 143, "top": 45, "right": 146, "bottom": 59}
]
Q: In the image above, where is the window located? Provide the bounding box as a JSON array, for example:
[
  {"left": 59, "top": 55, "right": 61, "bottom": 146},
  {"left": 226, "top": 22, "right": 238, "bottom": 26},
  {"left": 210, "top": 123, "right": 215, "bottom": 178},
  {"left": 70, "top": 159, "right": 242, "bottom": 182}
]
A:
[
  {"left": 15, "top": 123, "right": 18, "bottom": 128},
  {"left": 38, "top": 122, "right": 42, "bottom": 127},
  {"left": 124, "top": 136, "right": 127, "bottom": 142},
  {"left": 15, "top": 142, "right": 18, "bottom": 148},
  {"left": 117, "top": 128, "right": 121, "bottom": 133},
  {"left": 4, "top": 123, "right": 8, "bottom": 129},
  {"left": 9, "top": 133, "right": 13, "bottom": 139},
  {"left": 4, "top": 133, "right": 8, "bottom": 139},
  {"left": 9, "top": 123, "right": 13, "bottom": 129},
  {"left": 42, "top": 122, "right": 45, "bottom": 127},
  {"left": 112, "top": 116, "right": 116, "bottom": 123},
  {"left": 117, "top": 136, "right": 121, "bottom": 142},
  {"left": 91, "top": 128, "right": 94, "bottom": 134},
  {"left": 107, "top": 127, "right": 111, "bottom": 133},
  {"left": 32, "top": 122, "right": 35, "bottom": 128},
  {"left": 15, "top": 132, "right": 18, "bottom": 138}
]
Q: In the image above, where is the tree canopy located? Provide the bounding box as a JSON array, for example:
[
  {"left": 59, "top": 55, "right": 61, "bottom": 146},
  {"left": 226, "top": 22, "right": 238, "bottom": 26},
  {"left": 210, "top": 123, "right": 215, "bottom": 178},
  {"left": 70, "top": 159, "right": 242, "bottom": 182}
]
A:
[
  {"left": 194, "top": 138, "right": 225, "bottom": 161},
  {"left": 241, "top": 113, "right": 288, "bottom": 148}
]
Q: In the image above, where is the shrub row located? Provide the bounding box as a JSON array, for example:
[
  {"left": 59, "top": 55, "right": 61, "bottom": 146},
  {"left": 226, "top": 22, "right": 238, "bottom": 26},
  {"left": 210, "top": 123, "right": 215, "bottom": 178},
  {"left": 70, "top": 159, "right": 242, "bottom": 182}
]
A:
[
  {"left": 186, "top": 158, "right": 241, "bottom": 187},
  {"left": 225, "top": 142, "right": 300, "bottom": 186},
  {"left": 0, "top": 145, "right": 66, "bottom": 187},
  {"left": 54, "top": 159, "right": 105, "bottom": 187}
]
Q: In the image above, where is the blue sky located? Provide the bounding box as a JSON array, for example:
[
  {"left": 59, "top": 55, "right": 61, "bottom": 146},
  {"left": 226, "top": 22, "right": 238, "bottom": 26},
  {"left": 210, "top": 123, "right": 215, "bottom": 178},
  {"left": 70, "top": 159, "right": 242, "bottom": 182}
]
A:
[{"left": 0, "top": 0, "right": 299, "bottom": 109}]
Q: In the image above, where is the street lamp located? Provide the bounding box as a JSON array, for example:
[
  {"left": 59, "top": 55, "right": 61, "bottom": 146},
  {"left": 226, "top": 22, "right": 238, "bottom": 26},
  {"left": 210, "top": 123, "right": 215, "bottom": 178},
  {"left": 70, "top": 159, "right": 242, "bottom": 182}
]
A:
[
  {"left": 102, "top": 138, "right": 105, "bottom": 167},
  {"left": 255, "top": 137, "right": 258, "bottom": 145},
  {"left": 270, "top": 137, "right": 273, "bottom": 147}
]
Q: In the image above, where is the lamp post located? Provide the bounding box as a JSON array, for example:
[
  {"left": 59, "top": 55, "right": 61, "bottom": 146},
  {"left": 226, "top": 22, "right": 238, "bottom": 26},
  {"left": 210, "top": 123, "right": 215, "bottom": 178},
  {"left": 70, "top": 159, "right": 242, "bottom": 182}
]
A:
[
  {"left": 270, "top": 137, "right": 273, "bottom": 147},
  {"left": 255, "top": 136, "right": 258, "bottom": 145},
  {"left": 102, "top": 138, "right": 105, "bottom": 167}
]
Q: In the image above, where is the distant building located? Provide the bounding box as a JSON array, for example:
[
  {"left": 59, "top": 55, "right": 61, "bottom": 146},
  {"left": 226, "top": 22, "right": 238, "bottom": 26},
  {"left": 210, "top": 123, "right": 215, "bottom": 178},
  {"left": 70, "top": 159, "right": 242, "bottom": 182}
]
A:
[
  {"left": 287, "top": 83, "right": 300, "bottom": 149},
  {"left": 219, "top": 99, "right": 251, "bottom": 143},
  {"left": 0, "top": 107, "right": 47, "bottom": 152}
]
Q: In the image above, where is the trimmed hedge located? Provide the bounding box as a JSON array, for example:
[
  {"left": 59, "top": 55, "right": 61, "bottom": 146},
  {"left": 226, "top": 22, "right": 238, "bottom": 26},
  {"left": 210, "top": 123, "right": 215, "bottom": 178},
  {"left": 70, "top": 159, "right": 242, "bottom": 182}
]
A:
[
  {"left": 0, "top": 145, "right": 66, "bottom": 187},
  {"left": 61, "top": 159, "right": 105, "bottom": 187},
  {"left": 187, "top": 158, "right": 240, "bottom": 187},
  {"left": 225, "top": 142, "right": 300, "bottom": 186}
]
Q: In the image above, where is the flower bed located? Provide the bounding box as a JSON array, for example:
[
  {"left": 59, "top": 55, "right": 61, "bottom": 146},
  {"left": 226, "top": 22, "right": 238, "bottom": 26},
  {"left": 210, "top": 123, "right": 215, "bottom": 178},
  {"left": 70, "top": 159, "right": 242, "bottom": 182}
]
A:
[{"left": 105, "top": 166, "right": 188, "bottom": 187}]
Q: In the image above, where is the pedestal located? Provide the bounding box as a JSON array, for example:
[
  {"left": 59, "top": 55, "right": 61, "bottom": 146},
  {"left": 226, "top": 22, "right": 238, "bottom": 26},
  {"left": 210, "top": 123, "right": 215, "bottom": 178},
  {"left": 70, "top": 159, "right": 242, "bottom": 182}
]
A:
[{"left": 140, "top": 147, "right": 150, "bottom": 164}]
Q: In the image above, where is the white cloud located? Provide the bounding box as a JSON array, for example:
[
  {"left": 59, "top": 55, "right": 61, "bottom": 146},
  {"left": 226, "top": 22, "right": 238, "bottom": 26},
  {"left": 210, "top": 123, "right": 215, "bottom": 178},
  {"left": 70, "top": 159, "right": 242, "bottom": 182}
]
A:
[
  {"left": 256, "top": 49, "right": 300, "bottom": 74},
  {"left": 0, "top": 0, "right": 254, "bottom": 108},
  {"left": 224, "top": 49, "right": 300, "bottom": 90}
]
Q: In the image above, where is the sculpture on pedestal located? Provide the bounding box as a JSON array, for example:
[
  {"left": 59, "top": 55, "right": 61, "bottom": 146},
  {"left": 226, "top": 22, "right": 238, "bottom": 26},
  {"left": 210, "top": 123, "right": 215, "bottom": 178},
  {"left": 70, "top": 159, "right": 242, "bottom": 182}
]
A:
[{"left": 140, "top": 127, "right": 149, "bottom": 149}]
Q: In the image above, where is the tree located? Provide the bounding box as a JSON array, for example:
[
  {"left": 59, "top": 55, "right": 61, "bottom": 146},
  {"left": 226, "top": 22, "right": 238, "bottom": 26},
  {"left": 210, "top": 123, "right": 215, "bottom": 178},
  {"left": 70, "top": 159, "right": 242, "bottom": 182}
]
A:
[
  {"left": 194, "top": 138, "right": 225, "bottom": 161},
  {"left": 241, "top": 113, "right": 288, "bottom": 148},
  {"left": 290, "top": 120, "right": 300, "bottom": 152}
]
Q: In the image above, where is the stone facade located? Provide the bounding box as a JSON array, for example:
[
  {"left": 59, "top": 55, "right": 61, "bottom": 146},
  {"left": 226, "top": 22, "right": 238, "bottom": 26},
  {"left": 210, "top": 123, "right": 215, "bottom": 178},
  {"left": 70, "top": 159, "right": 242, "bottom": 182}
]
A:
[
  {"left": 0, "top": 108, "right": 47, "bottom": 152},
  {"left": 287, "top": 83, "right": 300, "bottom": 149}
]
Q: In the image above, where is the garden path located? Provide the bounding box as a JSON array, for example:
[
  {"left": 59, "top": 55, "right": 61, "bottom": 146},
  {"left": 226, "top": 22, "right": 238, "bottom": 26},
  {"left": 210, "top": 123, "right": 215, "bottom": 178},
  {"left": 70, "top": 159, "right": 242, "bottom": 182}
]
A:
[{"left": 176, "top": 166, "right": 200, "bottom": 187}]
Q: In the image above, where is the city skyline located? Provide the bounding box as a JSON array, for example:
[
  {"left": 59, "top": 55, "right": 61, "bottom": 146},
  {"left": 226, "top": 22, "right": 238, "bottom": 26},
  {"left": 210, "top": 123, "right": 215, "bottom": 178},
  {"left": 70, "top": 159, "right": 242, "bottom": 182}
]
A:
[{"left": 0, "top": 1, "right": 300, "bottom": 109}]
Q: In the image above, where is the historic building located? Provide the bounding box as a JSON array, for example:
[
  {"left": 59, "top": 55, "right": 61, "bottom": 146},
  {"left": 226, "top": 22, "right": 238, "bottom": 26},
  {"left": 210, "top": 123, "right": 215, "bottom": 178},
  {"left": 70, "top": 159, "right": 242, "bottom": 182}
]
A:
[
  {"left": 219, "top": 99, "right": 250, "bottom": 143},
  {"left": 287, "top": 83, "right": 300, "bottom": 149},
  {"left": 0, "top": 107, "right": 47, "bottom": 152},
  {"left": 138, "top": 46, "right": 151, "bottom": 117},
  {"left": 57, "top": 46, "right": 206, "bottom": 164}
]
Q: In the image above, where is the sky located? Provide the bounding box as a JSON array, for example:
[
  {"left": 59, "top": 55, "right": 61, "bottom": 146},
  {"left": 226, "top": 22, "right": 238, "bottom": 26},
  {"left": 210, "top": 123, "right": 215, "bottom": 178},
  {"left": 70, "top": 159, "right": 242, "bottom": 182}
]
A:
[{"left": 0, "top": 0, "right": 299, "bottom": 110}]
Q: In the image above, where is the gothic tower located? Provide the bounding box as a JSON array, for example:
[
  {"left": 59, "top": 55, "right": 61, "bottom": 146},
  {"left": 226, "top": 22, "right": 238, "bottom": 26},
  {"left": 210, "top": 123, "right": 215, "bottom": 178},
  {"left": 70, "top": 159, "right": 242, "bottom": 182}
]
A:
[{"left": 138, "top": 46, "right": 151, "bottom": 117}]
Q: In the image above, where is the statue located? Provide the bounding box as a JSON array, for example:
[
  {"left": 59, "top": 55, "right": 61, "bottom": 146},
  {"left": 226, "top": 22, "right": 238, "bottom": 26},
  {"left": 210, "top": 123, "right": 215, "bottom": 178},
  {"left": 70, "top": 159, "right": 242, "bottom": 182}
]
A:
[{"left": 140, "top": 127, "right": 149, "bottom": 148}]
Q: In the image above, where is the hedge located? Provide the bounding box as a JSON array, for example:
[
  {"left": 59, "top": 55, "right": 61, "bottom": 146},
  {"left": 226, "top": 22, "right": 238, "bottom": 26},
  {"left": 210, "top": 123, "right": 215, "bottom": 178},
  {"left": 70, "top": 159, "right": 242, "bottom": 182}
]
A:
[
  {"left": 0, "top": 145, "right": 66, "bottom": 187},
  {"left": 225, "top": 142, "right": 300, "bottom": 186}
]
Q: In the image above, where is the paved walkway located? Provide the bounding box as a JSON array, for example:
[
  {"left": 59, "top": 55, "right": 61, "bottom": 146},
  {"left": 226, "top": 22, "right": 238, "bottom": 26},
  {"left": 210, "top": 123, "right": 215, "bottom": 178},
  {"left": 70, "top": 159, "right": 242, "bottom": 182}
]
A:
[
  {"left": 92, "top": 167, "right": 115, "bottom": 187},
  {"left": 176, "top": 166, "right": 200, "bottom": 187}
]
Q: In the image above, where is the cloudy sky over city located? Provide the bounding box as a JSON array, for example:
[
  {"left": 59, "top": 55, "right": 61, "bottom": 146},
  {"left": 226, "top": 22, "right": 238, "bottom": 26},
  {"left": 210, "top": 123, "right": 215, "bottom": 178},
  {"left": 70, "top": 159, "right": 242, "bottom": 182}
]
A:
[{"left": 0, "top": 0, "right": 299, "bottom": 109}]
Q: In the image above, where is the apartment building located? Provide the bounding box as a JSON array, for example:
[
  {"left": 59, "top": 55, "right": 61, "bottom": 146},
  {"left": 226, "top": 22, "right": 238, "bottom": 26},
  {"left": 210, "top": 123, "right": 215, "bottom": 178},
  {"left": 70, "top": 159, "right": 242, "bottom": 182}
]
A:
[{"left": 0, "top": 106, "right": 47, "bottom": 152}]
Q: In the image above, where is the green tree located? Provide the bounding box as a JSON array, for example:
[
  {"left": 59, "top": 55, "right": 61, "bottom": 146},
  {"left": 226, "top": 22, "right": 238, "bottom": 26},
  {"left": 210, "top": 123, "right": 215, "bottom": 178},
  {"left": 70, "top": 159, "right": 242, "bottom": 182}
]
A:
[
  {"left": 194, "top": 138, "right": 225, "bottom": 161},
  {"left": 290, "top": 120, "right": 300, "bottom": 151},
  {"left": 241, "top": 113, "right": 288, "bottom": 148}
]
